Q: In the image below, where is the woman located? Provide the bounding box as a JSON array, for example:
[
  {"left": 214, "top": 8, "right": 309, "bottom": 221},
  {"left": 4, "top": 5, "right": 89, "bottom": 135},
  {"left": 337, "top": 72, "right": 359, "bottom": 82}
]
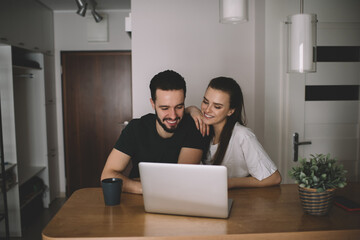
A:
[{"left": 187, "top": 77, "right": 281, "bottom": 188}]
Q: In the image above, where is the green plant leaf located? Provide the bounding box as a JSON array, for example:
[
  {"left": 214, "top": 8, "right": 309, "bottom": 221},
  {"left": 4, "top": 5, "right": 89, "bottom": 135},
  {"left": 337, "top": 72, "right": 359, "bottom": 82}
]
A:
[
  {"left": 287, "top": 153, "right": 347, "bottom": 190},
  {"left": 310, "top": 165, "right": 318, "bottom": 172}
]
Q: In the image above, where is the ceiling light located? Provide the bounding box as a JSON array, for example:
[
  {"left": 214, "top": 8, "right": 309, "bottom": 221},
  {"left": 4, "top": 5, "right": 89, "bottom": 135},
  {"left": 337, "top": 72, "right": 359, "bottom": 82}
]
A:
[
  {"left": 75, "top": 0, "right": 103, "bottom": 22},
  {"left": 89, "top": 0, "right": 103, "bottom": 22},
  {"left": 92, "top": 10, "right": 103, "bottom": 23},
  {"left": 219, "top": 0, "right": 248, "bottom": 24},
  {"left": 287, "top": 0, "right": 317, "bottom": 73},
  {"left": 76, "top": 0, "right": 87, "bottom": 17}
]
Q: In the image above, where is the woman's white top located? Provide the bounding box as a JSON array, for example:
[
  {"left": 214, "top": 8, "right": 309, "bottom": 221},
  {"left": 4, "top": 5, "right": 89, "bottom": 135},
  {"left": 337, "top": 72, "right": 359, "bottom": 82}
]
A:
[{"left": 204, "top": 123, "right": 277, "bottom": 181}]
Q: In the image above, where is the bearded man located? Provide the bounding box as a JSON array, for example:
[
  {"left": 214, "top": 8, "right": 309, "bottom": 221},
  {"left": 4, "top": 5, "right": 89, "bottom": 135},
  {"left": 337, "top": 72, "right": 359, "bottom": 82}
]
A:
[{"left": 101, "top": 70, "right": 205, "bottom": 194}]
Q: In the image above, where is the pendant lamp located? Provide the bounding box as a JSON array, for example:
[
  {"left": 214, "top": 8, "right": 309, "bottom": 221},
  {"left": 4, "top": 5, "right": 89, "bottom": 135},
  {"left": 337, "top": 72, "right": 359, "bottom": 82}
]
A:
[
  {"left": 220, "top": 0, "right": 248, "bottom": 24},
  {"left": 287, "top": 0, "right": 317, "bottom": 73}
]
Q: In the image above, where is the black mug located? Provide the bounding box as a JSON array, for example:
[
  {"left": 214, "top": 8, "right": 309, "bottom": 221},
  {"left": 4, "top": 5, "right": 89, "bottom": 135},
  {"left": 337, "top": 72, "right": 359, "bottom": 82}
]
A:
[{"left": 101, "top": 178, "right": 123, "bottom": 206}]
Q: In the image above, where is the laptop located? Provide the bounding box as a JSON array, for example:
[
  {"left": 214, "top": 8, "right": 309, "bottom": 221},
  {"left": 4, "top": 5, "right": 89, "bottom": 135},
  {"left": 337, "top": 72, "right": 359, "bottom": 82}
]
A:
[{"left": 139, "top": 162, "right": 233, "bottom": 218}]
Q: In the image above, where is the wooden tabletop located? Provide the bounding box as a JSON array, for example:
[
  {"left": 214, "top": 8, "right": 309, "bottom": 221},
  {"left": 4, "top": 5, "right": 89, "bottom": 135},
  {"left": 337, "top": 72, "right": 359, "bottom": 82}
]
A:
[{"left": 42, "top": 183, "right": 360, "bottom": 240}]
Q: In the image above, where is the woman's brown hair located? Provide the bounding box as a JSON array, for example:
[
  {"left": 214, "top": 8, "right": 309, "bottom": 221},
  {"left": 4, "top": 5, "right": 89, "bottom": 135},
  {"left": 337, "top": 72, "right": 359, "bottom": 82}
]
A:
[{"left": 204, "top": 77, "right": 247, "bottom": 165}]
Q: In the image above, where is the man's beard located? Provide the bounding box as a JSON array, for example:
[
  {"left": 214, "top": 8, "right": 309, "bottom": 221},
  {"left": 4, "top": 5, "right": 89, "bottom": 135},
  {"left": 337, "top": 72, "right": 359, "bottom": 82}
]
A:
[{"left": 155, "top": 111, "right": 181, "bottom": 133}]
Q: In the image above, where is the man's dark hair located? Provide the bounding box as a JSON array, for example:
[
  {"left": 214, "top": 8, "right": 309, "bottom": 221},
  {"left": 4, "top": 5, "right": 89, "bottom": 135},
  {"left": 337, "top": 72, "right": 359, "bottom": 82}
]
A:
[{"left": 149, "top": 70, "right": 186, "bottom": 101}]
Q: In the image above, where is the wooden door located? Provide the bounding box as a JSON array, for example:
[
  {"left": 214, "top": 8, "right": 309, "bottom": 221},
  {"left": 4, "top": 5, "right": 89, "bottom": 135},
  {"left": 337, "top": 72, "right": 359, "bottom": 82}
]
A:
[{"left": 61, "top": 51, "right": 132, "bottom": 196}]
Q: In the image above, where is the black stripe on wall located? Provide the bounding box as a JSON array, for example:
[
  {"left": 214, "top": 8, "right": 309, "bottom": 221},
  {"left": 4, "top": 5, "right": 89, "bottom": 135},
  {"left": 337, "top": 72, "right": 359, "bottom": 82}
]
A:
[
  {"left": 317, "top": 46, "right": 360, "bottom": 62},
  {"left": 305, "top": 85, "right": 359, "bottom": 101}
]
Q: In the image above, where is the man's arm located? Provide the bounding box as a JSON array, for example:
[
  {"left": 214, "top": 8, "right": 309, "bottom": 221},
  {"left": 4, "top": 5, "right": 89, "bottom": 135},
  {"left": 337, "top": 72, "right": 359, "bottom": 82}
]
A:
[
  {"left": 101, "top": 149, "right": 142, "bottom": 194},
  {"left": 178, "top": 147, "right": 203, "bottom": 164},
  {"left": 228, "top": 170, "right": 282, "bottom": 189}
]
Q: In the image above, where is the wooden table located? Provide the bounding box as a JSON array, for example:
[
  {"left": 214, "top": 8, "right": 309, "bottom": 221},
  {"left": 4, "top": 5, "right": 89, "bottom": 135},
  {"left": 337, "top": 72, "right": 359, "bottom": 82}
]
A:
[{"left": 42, "top": 184, "right": 360, "bottom": 240}]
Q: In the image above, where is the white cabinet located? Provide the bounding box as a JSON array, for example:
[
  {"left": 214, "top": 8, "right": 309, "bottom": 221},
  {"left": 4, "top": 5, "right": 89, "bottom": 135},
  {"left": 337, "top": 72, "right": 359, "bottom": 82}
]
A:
[
  {"left": 0, "top": 1, "right": 12, "bottom": 44},
  {"left": 0, "top": 45, "right": 50, "bottom": 237},
  {"left": 0, "top": 0, "right": 54, "bottom": 55}
]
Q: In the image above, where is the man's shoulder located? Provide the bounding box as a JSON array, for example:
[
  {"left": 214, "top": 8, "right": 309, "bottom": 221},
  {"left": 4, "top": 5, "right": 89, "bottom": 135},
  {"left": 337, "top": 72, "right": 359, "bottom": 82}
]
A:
[
  {"left": 123, "top": 114, "right": 155, "bottom": 134},
  {"left": 139, "top": 113, "right": 156, "bottom": 123},
  {"left": 179, "top": 114, "right": 202, "bottom": 136},
  {"left": 129, "top": 113, "right": 155, "bottom": 125},
  {"left": 179, "top": 113, "right": 197, "bottom": 128},
  {"left": 176, "top": 113, "right": 205, "bottom": 148}
]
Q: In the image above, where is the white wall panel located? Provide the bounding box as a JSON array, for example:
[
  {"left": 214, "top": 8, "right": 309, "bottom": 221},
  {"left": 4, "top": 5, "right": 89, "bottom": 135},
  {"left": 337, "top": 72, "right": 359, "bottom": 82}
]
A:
[
  {"left": 305, "top": 101, "right": 359, "bottom": 124},
  {"left": 318, "top": 23, "right": 360, "bottom": 46},
  {"left": 306, "top": 63, "right": 360, "bottom": 86},
  {"left": 304, "top": 139, "right": 357, "bottom": 161},
  {"left": 305, "top": 123, "right": 358, "bottom": 139}
]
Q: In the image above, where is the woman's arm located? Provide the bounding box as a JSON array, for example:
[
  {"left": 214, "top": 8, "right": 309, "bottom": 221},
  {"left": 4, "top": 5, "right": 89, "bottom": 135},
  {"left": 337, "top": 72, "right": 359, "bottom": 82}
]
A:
[
  {"left": 185, "top": 106, "right": 209, "bottom": 136},
  {"left": 228, "top": 170, "right": 282, "bottom": 189}
]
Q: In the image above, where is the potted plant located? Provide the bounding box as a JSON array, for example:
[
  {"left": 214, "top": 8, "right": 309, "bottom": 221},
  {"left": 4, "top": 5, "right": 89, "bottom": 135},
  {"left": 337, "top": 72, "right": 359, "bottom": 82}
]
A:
[{"left": 289, "top": 153, "right": 347, "bottom": 215}]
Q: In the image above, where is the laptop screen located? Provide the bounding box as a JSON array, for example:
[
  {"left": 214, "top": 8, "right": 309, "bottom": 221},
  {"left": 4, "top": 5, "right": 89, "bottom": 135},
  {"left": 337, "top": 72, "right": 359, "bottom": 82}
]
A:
[{"left": 139, "top": 162, "right": 232, "bottom": 218}]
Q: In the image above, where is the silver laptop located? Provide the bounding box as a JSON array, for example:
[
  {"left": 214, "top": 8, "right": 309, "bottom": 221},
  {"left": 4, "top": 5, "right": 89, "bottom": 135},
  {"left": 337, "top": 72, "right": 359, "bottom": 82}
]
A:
[{"left": 139, "top": 162, "right": 233, "bottom": 218}]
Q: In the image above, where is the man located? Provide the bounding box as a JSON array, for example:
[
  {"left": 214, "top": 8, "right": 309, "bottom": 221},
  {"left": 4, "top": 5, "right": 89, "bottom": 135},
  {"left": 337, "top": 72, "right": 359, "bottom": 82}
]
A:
[{"left": 101, "top": 70, "right": 204, "bottom": 194}]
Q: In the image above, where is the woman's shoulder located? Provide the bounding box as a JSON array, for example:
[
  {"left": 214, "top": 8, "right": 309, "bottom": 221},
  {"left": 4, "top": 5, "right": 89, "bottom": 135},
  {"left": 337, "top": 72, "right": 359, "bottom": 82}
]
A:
[{"left": 232, "top": 122, "right": 256, "bottom": 139}]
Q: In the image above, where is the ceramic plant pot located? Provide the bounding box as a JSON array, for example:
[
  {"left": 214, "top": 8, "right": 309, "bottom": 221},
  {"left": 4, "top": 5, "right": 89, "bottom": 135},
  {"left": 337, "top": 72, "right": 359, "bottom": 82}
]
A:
[{"left": 298, "top": 186, "right": 335, "bottom": 216}]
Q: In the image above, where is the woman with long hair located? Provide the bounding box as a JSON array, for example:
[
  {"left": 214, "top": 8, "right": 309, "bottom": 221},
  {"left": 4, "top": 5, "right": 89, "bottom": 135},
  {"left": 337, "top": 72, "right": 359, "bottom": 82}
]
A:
[{"left": 187, "top": 77, "right": 281, "bottom": 188}]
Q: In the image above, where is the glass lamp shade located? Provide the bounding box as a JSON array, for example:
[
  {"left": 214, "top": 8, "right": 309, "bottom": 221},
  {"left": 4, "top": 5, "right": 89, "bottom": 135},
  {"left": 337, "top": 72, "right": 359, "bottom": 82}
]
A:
[
  {"left": 220, "top": 0, "right": 248, "bottom": 24},
  {"left": 287, "top": 13, "right": 317, "bottom": 73}
]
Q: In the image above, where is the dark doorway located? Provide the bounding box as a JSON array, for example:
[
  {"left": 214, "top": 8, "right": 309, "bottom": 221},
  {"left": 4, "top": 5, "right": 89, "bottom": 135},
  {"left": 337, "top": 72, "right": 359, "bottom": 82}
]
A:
[{"left": 61, "top": 51, "right": 132, "bottom": 196}]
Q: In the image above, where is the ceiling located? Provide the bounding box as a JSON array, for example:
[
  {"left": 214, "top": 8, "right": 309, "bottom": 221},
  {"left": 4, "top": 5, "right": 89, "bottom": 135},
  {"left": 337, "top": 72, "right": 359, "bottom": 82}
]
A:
[{"left": 37, "top": 0, "right": 131, "bottom": 10}]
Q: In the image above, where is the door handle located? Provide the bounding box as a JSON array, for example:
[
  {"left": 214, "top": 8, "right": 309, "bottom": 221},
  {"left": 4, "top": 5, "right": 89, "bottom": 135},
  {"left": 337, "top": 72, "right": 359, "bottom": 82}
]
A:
[{"left": 293, "top": 132, "right": 312, "bottom": 162}]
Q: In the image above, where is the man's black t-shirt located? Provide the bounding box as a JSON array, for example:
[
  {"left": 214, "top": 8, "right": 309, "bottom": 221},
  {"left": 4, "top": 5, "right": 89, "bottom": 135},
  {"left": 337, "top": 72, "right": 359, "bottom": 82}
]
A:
[{"left": 114, "top": 113, "right": 205, "bottom": 178}]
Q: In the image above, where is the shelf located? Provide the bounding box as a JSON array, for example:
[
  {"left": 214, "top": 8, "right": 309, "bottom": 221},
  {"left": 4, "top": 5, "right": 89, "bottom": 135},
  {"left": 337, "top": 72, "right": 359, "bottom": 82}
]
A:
[
  {"left": 12, "top": 65, "right": 42, "bottom": 71},
  {"left": 12, "top": 46, "right": 42, "bottom": 70},
  {"left": 0, "top": 182, "right": 18, "bottom": 193},
  {"left": 20, "top": 189, "right": 43, "bottom": 210},
  {"left": 18, "top": 166, "right": 46, "bottom": 186},
  {"left": 0, "top": 163, "right": 17, "bottom": 192},
  {"left": 0, "top": 163, "right": 17, "bottom": 175},
  {"left": 4, "top": 163, "right": 16, "bottom": 172}
]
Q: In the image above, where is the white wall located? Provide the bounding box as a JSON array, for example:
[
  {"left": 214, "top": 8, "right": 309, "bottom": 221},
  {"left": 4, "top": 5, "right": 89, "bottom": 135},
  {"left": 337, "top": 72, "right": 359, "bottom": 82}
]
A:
[
  {"left": 131, "top": 0, "right": 257, "bottom": 134},
  {"left": 53, "top": 10, "right": 131, "bottom": 196}
]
